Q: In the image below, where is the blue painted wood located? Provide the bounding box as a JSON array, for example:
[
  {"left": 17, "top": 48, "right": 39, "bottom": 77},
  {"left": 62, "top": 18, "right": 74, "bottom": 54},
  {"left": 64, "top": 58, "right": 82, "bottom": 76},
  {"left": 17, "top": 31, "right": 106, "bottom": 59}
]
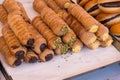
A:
[{"left": 71, "top": 63, "right": 120, "bottom": 80}]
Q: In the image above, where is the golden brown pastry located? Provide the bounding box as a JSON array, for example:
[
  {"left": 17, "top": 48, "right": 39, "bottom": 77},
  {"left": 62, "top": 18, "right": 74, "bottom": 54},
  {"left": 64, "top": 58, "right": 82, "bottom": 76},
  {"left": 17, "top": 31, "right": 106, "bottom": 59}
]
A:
[
  {"left": 98, "top": 0, "right": 120, "bottom": 13},
  {"left": 0, "top": 4, "right": 8, "bottom": 24},
  {"left": 100, "top": 35, "right": 113, "bottom": 47},
  {"left": 3, "top": 0, "right": 21, "bottom": 13},
  {"left": 0, "top": 36, "right": 22, "bottom": 67},
  {"left": 110, "top": 23, "right": 120, "bottom": 36},
  {"left": 8, "top": 13, "right": 35, "bottom": 47},
  {"left": 39, "top": 49, "right": 54, "bottom": 62},
  {"left": 96, "top": 13, "right": 120, "bottom": 27},
  {"left": 32, "top": 16, "right": 62, "bottom": 50},
  {"left": 84, "top": 0, "right": 100, "bottom": 16},
  {"left": 24, "top": 49, "right": 38, "bottom": 63},
  {"left": 33, "top": 0, "right": 69, "bottom": 36},
  {"left": 2, "top": 24, "right": 26, "bottom": 59}
]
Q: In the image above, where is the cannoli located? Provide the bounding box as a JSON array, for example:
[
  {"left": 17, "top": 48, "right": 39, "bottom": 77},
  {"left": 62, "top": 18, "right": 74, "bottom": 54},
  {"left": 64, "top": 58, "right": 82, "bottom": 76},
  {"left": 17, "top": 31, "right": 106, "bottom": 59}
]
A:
[
  {"left": 71, "top": 39, "right": 83, "bottom": 53},
  {"left": 8, "top": 13, "right": 35, "bottom": 47},
  {"left": 2, "top": 24, "right": 26, "bottom": 59},
  {"left": 27, "top": 23, "right": 47, "bottom": 54},
  {"left": 78, "top": 0, "right": 90, "bottom": 6},
  {"left": 84, "top": 0, "right": 100, "bottom": 16},
  {"left": 96, "top": 23, "right": 109, "bottom": 41},
  {"left": 39, "top": 49, "right": 54, "bottom": 62},
  {"left": 96, "top": 13, "right": 120, "bottom": 27},
  {"left": 33, "top": 0, "right": 69, "bottom": 36},
  {"left": 98, "top": 0, "right": 120, "bottom": 13},
  {"left": 24, "top": 49, "right": 38, "bottom": 63},
  {"left": 3, "top": 0, "right": 21, "bottom": 13},
  {"left": 87, "top": 40, "right": 100, "bottom": 50},
  {"left": 100, "top": 35, "right": 113, "bottom": 47},
  {"left": 17, "top": 2, "right": 31, "bottom": 23},
  {"left": 62, "top": 29, "right": 77, "bottom": 46},
  {"left": 32, "top": 16, "right": 62, "bottom": 49},
  {"left": 0, "top": 4, "right": 8, "bottom": 24},
  {"left": 110, "top": 23, "right": 120, "bottom": 36},
  {"left": 0, "top": 37, "right": 22, "bottom": 67},
  {"left": 45, "top": 0, "right": 97, "bottom": 48}
]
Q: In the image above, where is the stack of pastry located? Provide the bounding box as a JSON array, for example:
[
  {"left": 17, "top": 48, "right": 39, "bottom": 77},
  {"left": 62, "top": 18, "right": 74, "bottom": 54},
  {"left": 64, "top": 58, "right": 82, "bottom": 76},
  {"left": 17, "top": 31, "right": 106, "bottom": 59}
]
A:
[
  {"left": 0, "top": 0, "right": 114, "bottom": 67},
  {"left": 0, "top": 0, "right": 54, "bottom": 67},
  {"left": 81, "top": 0, "right": 120, "bottom": 36}
]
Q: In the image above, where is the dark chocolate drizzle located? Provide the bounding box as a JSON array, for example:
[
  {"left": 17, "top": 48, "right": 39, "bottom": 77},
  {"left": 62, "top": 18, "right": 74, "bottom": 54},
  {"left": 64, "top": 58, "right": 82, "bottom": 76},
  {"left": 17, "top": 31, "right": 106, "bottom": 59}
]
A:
[
  {"left": 100, "top": 1, "right": 120, "bottom": 7},
  {"left": 45, "top": 54, "right": 53, "bottom": 61},
  {"left": 100, "top": 14, "right": 120, "bottom": 24},
  {"left": 11, "top": 46, "right": 19, "bottom": 49},
  {"left": 87, "top": 4, "right": 99, "bottom": 12}
]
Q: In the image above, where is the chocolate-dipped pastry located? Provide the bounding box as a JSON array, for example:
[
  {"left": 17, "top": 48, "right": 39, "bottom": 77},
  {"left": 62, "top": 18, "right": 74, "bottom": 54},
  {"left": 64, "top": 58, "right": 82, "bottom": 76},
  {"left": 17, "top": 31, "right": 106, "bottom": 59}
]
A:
[
  {"left": 110, "top": 23, "right": 120, "bottom": 36},
  {"left": 84, "top": 0, "right": 101, "bottom": 16},
  {"left": 0, "top": 4, "right": 8, "bottom": 24},
  {"left": 96, "top": 13, "right": 120, "bottom": 27},
  {"left": 0, "top": 37, "right": 22, "bottom": 67},
  {"left": 27, "top": 23, "right": 47, "bottom": 54},
  {"left": 2, "top": 24, "right": 26, "bottom": 59},
  {"left": 98, "top": 0, "right": 120, "bottom": 13},
  {"left": 39, "top": 49, "right": 54, "bottom": 62},
  {"left": 24, "top": 49, "right": 38, "bottom": 63},
  {"left": 8, "top": 13, "right": 35, "bottom": 47}
]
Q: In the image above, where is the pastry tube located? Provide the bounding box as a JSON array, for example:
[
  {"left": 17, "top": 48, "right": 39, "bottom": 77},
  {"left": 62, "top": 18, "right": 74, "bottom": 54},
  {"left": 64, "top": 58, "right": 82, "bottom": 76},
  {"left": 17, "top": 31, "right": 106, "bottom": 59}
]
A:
[
  {"left": 98, "top": 0, "right": 120, "bottom": 13},
  {"left": 54, "top": 0, "right": 71, "bottom": 9},
  {"left": 71, "top": 39, "right": 83, "bottom": 53},
  {"left": 41, "top": 8, "right": 68, "bottom": 36},
  {"left": 3, "top": 0, "right": 21, "bottom": 13},
  {"left": 62, "top": 29, "right": 77, "bottom": 46},
  {"left": 8, "top": 14, "right": 35, "bottom": 47},
  {"left": 32, "top": 16, "right": 62, "bottom": 49},
  {"left": 96, "top": 13, "right": 120, "bottom": 27},
  {"left": 87, "top": 40, "right": 100, "bottom": 50},
  {"left": 24, "top": 50, "right": 38, "bottom": 63},
  {"left": 2, "top": 24, "right": 26, "bottom": 59},
  {"left": 110, "top": 23, "right": 120, "bottom": 36},
  {"left": 0, "top": 37, "right": 22, "bottom": 67},
  {"left": 45, "top": 0, "right": 97, "bottom": 46},
  {"left": 0, "top": 4, "right": 8, "bottom": 24},
  {"left": 33, "top": 0, "right": 48, "bottom": 13},
  {"left": 54, "top": 44, "right": 69, "bottom": 54},
  {"left": 67, "top": 3, "right": 99, "bottom": 33},
  {"left": 96, "top": 23, "right": 109, "bottom": 41},
  {"left": 100, "top": 35, "right": 113, "bottom": 47},
  {"left": 39, "top": 49, "right": 54, "bottom": 62},
  {"left": 27, "top": 23, "right": 47, "bottom": 54},
  {"left": 17, "top": 2, "right": 31, "bottom": 23},
  {"left": 84, "top": 0, "right": 101, "bottom": 16}
]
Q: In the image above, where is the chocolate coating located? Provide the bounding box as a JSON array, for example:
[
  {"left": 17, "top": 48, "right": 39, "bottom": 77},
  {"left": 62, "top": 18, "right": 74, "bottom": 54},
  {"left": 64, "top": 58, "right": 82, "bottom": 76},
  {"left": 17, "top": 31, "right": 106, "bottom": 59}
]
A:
[
  {"left": 27, "top": 39, "right": 34, "bottom": 47},
  {"left": 100, "top": 14, "right": 120, "bottom": 24},
  {"left": 40, "top": 43, "right": 47, "bottom": 52},
  {"left": 15, "top": 50, "right": 24, "bottom": 59},
  {"left": 100, "top": 1, "right": 120, "bottom": 7},
  {"left": 87, "top": 4, "right": 99, "bottom": 12},
  {"left": 29, "top": 57, "right": 38, "bottom": 63},
  {"left": 45, "top": 54, "right": 53, "bottom": 61},
  {"left": 14, "top": 59, "right": 22, "bottom": 66}
]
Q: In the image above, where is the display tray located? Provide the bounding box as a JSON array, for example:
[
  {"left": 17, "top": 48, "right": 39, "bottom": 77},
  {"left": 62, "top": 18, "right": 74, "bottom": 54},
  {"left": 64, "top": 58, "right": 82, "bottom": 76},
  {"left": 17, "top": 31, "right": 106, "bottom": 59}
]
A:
[{"left": 0, "top": 0, "right": 120, "bottom": 80}]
